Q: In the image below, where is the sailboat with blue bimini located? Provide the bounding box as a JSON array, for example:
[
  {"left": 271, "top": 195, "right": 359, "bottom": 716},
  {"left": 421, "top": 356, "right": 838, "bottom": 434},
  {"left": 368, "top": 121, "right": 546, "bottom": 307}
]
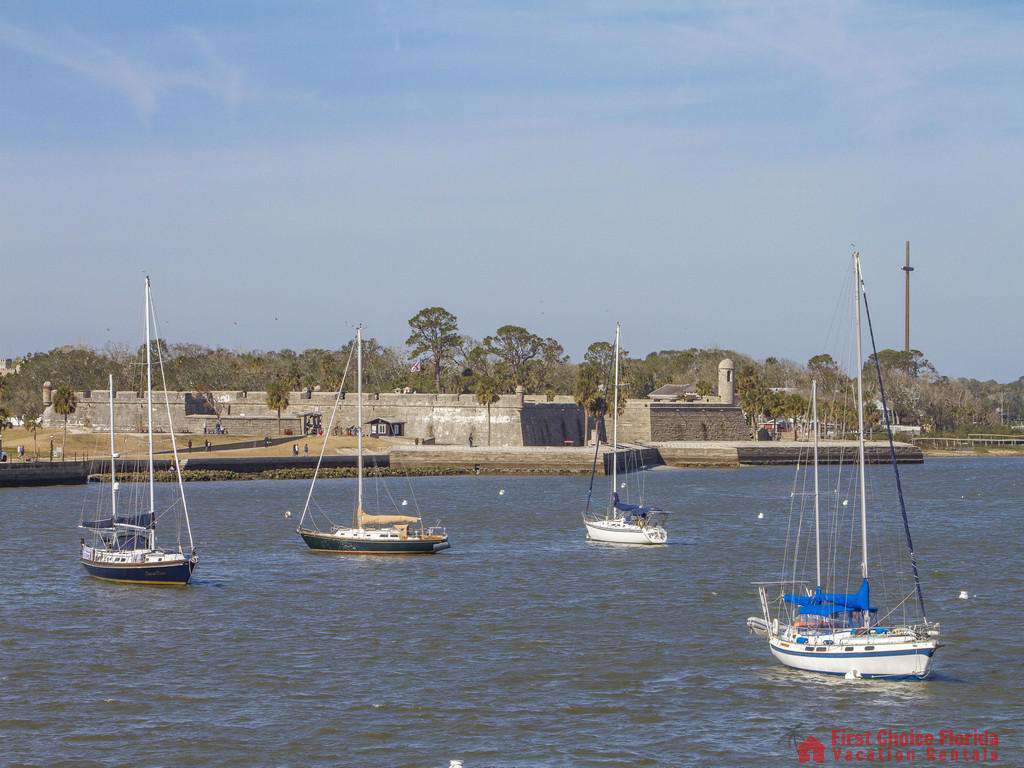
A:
[
  {"left": 749, "top": 252, "right": 939, "bottom": 678},
  {"left": 583, "top": 322, "right": 670, "bottom": 545},
  {"left": 296, "top": 326, "right": 450, "bottom": 555},
  {"left": 80, "top": 278, "right": 197, "bottom": 585}
]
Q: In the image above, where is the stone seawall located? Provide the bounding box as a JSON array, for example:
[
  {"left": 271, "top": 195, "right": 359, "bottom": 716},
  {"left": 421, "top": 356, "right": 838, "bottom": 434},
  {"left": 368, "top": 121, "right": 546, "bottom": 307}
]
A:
[{"left": 651, "top": 440, "right": 924, "bottom": 467}]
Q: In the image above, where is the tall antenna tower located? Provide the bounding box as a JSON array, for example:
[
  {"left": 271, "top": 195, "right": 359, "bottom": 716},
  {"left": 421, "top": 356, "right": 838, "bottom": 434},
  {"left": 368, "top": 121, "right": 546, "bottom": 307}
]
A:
[{"left": 902, "top": 241, "right": 914, "bottom": 353}]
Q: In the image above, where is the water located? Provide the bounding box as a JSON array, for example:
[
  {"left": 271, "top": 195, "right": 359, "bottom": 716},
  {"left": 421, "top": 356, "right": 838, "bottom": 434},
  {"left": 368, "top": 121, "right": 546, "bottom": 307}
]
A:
[{"left": 1, "top": 459, "right": 1020, "bottom": 766}]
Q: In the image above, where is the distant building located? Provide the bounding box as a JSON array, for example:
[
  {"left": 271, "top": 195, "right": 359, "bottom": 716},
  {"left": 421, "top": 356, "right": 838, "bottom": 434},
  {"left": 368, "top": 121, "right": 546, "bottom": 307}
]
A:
[
  {"left": 648, "top": 383, "right": 697, "bottom": 402},
  {"left": 367, "top": 418, "right": 405, "bottom": 437},
  {"left": 0, "top": 358, "right": 20, "bottom": 377}
]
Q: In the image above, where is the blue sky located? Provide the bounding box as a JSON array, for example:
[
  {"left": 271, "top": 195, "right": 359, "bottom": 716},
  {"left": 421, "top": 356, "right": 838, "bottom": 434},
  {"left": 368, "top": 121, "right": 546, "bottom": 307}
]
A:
[{"left": 2, "top": 2, "right": 1022, "bottom": 380}]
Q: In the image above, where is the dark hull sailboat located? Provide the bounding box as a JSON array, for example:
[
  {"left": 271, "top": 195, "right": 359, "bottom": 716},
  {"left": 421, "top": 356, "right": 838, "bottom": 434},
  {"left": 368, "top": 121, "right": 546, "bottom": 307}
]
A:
[
  {"left": 81, "top": 555, "right": 197, "bottom": 585},
  {"left": 295, "top": 326, "right": 451, "bottom": 558},
  {"left": 298, "top": 528, "right": 450, "bottom": 555},
  {"left": 79, "top": 281, "right": 199, "bottom": 589}
]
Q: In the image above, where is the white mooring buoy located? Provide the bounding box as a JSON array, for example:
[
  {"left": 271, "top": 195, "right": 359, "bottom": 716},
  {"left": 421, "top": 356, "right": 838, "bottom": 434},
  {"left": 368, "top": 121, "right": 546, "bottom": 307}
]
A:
[
  {"left": 401, "top": 499, "right": 408, "bottom": 506},
  {"left": 959, "top": 590, "right": 969, "bottom": 600},
  {"left": 757, "top": 512, "right": 764, "bottom": 519},
  {"left": 284, "top": 510, "right": 292, "bottom": 519},
  {"left": 498, "top": 489, "right": 505, "bottom": 496}
]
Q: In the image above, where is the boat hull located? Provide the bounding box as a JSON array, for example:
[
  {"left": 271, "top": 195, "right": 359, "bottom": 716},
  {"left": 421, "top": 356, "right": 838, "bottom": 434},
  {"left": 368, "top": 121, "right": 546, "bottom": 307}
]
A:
[
  {"left": 584, "top": 519, "right": 667, "bottom": 545},
  {"left": 81, "top": 557, "right": 196, "bottom": 586},
  {"left": 299, "top": 529, "right": 450, "bottom": 555},
  {"left": 768, "top": 637, "right": 936, "bottom": 679}
]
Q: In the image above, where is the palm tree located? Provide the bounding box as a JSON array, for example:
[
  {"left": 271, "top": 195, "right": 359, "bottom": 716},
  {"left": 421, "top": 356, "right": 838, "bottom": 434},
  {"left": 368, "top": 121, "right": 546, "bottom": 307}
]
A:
[
  {"left": 265, "top": 380, "right": 291, "bottom": 436},
  {"left": 23, "top": 410, "right": 42, "bottom": 460},
  {"left": 474, "top": 375, "right": 501, "bottom": 446},
  {"left": 574, "top": 363, "right": 600, "bottom": 446},
  {"left": 52, "top": 385, "right": 77, "bottom": 461}
]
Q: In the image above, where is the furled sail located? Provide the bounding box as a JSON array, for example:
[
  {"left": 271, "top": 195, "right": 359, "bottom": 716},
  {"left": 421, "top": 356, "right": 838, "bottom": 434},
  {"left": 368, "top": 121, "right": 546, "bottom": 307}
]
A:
[
  {"left": 612, "top": 492, "right": 650, "bottom": 516},
  {"left": 358, "top": 510, "right": 420, "bottom": 526},
  {"left": 784, "top": 578, "right": 877, "bottom": 616},
  {"left": 81, "top": 512, "right": 155, "bottom": 529}
]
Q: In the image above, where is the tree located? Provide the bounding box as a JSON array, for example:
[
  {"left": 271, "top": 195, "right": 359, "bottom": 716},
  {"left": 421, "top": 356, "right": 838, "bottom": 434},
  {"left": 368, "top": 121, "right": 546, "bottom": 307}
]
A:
[
  {"left": 738, "top": 368, "right": 771, "bottom": 432},
  {"left": 406, "top": 307, "right": 461, "bottom": 393},
  {"left": 0, "top": 406, "right": 9, "bottom": 455},
  {"left": 52, "top": 385, "right": 77, "bottom": 461},
  {"left": 574, "top": 363, "right": 602, "bottom": 446},
  {"left": 583, "top": 341, "right": 614, "bottom": 370},
  {"left": 21, "top": 403, "right": 43, "bottom": 459},
  {"left": 482, "top": 325, "right": 546, "bottom": 389},
  {"left": 474, "top": 375, "right": 501, "bottom": 446},
  {"left": 695, "top": 380, "right": 715, "bottom": 398},
  {"left": 265, "top": 380, "right": 290, "bottom": 436}
]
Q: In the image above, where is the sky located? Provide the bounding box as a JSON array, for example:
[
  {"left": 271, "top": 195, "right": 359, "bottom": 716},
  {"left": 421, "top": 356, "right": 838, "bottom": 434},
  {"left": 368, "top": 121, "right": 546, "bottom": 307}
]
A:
[{"left": 1, "top": 1, "right": 1022, "bottom": 381}]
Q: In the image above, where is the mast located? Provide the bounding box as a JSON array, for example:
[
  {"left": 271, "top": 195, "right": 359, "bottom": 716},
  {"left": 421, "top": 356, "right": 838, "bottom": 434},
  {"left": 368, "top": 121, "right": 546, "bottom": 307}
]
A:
[
  {"left": 853, "top": 253, "right": 869, "bottom": 584},
  {"left": 108, "top": 373, "right": 117, "bottom": 522},
  {"left": 144, "top": 276, "right": 155, "bottom": 548},
  {"left": 356, "top": 325, "right": 363, "bottom": 528},
  {"left": 149, "top": 287, "right": 194, "bottom": 555},
  {"left": 812, "top": 378, "right": 821, "bottom": 588},
  {"left": 610, "top": 322, "right": 620, "bottom": 515}
]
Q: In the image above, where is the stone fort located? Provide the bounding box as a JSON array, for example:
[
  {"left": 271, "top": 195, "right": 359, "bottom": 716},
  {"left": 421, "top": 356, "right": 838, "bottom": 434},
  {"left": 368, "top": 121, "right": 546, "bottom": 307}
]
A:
[{"left": 41, "top": 359, "right": 749, "bottom": 446}]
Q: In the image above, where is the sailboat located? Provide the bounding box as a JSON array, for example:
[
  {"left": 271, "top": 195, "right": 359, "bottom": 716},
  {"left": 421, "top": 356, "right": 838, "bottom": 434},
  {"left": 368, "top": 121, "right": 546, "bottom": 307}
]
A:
[
  {"left": 296, "top": 326, "right": 450, "bottom": 555},
  {"left": 583, "top": 322, "right": 670, "bottom": 545},
  {"left": 80, "top": 278, "right": 197, "bottom": 585},
  {"left": 750, "top": 252, "right": 939, "bottom": 678}
]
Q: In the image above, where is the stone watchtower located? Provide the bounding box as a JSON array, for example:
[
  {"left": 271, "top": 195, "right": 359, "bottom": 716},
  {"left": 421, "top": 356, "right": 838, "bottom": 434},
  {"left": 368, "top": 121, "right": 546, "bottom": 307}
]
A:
[
  {"left": 718, "top": 359, "right": 735, "bottom": 405},
  {"left": 42, "top": 380, "right": 53, "bottom": 406}
]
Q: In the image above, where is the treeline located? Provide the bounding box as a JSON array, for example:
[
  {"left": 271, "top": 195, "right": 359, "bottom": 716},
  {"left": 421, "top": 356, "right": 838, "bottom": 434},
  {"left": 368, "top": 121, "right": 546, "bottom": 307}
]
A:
[{"left": 2, "top": 306, "right": 1021, "bottom": 436}]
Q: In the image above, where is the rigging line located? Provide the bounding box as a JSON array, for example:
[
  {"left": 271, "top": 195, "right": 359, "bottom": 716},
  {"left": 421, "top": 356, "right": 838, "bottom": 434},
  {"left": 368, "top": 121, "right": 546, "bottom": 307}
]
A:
[
  {"left": 873, "top": 587, "right": 919, "bottom": 627},
  {"left": 298, "top": 341, "right": 356, "bottom": 530},
  {"left": 860, "top": 281, "right": 928, "bottom": 623},
  {"left": 150, "top": 295, "right": 193, "bottom": 553},
  {"left": 583, "top": 331, "right": 616, "bottom": 520}
]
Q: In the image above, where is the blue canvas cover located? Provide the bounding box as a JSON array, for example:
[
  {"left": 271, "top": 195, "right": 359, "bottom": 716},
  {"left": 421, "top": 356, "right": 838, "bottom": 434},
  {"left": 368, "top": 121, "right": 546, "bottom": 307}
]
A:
[
  {"left": 612, "top": 492, "right": 650, "bottom": 516},
  {"left": 784, "top": 578, "right": 877, "bottom": 615}
]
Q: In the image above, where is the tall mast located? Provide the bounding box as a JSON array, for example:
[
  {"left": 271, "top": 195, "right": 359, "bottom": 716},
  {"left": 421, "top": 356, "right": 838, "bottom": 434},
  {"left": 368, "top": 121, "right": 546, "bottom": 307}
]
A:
[
  {"left": 610, "top": 322, "right": 620, "bottom": 514},
  {"left": 144, "top": 276, "right": 155, "bottom": 545},
  {"left": 108, "top": 373, "right": 117, "bottom": 521},
  {"left": 356, "top": 325, "right": 363, "bottom": 528},
  {"left": 812, "top": 378, "right": 821, "bottom": 588},
  {"left": 853, "top": 252, "right": 869, "bottom": 583}
]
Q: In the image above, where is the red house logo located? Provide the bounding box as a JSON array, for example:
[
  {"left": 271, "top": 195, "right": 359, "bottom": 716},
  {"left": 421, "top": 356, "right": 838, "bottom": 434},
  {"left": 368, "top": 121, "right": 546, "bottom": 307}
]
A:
[{"left": 797, "top": 735, "right": 826, "bottom": 764}]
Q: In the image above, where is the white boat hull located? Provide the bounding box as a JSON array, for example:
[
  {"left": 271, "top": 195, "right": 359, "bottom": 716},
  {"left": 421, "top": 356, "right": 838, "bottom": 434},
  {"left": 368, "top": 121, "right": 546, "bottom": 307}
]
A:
[
  {"left": 584, "top": 518, "right": 667, "bottom": 545},
  {"left": 768, "top": 636, "right": 937, "bottom": 679}
]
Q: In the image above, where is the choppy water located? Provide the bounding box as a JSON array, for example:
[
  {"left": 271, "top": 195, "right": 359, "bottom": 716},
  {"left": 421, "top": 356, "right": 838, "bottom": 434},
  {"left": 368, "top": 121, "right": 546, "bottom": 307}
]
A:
[{"left": 1, "top": 458, "right": 1020, "bottom": 767}]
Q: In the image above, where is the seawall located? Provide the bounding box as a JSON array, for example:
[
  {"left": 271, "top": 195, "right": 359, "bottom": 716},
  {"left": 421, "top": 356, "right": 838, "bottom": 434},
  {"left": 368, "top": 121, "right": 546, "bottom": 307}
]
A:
[{"left": 0, "top": 441, "right": 922, "bottom": 487}]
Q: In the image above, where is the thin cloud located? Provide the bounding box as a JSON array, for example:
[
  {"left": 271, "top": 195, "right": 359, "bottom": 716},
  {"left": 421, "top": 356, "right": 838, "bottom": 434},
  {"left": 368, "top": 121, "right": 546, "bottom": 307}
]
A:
[{"left": 0, "top": 19, "right": 245, "bottom": 117}]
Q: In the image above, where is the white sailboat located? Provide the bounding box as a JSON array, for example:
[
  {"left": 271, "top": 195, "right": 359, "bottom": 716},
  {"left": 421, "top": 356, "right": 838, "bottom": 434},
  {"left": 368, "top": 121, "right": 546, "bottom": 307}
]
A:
[
  {"left": 80, "top": 277, "right": 197, "bottom": 585},
  {"left": 750, "top": 252, "right": 939, "bottom": 678},
  {"left": 583, "top": 322, "right": 670, "bottom": 545},
  {"left": 296, "top": 326, "right": 450, "bottom": 555}
]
